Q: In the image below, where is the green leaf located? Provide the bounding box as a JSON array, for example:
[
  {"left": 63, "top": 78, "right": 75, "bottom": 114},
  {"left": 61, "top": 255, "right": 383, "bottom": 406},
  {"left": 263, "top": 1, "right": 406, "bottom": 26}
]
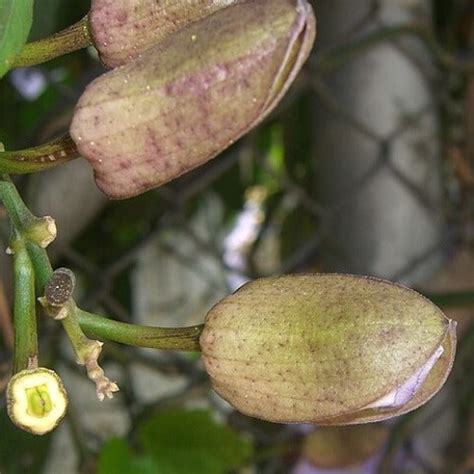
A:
[
  {"left": 97, "top": 438, "right": 156, "bottom": 474},
  {"left": 0, "top": 0, "right": 34, "bottom": 77},
  {"left": 140, "top": 409, "right": 253, "bottom": 474}
]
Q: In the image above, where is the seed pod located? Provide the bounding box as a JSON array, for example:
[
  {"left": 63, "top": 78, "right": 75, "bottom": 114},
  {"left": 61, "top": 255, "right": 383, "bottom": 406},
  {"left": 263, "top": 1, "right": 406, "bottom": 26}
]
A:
[
  {"left": 71, "top": 0, "right": 316, "bottom": 199},
  {"left": 7, "top": 368, "right": 68, "bottom": 435},
  {"left": 200, "top": 274, "right": 456, "bottom": 425},
  {"left": 89, "top": 0, "right": 241, "bottom": 68}
]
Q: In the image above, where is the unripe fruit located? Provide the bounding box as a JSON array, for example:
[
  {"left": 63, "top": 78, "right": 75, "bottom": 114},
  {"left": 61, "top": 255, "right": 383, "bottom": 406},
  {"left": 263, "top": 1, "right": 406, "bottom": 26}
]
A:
[
  {"left": 200, "top": 274, "right": 456, "bottom": 425},
  {"left": 71, "top": 0, "right": 316, "bottom": 199},
  {"left": 89, "top": 0, "right": 242, "bottom": 68}
]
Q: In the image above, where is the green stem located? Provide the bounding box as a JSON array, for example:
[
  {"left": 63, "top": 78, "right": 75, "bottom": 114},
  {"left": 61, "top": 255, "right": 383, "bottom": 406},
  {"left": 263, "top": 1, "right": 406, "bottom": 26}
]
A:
[
  {"left": 12, "top": 16, "right": 92, "bottom": 68},
  {"left": 77, "top": 309, "right": 203, "bottom": 352},
  {"left": 0, "top": 174, "right": 35, "bottom": 229},
  {"left": 12, "top": 237, "right": 38, "bottom": 373},
  {"left": 61, "top": 304, "right": 100, "bottom": 363},
  {"left": 0, "top": 176, "right": 204, "bottom": 354},
  {"left": 25, "top": 242, "right": 53, "bottom": 293},
  {"left": 0, "top": 135, "right": 78, "bottom": 174}
]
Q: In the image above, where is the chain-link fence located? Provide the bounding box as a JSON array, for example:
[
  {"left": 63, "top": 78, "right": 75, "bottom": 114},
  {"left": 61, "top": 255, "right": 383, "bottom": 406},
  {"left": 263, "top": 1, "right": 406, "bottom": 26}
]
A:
[{"left": 0, "top": 1, "right": 473, "bottom": 473}]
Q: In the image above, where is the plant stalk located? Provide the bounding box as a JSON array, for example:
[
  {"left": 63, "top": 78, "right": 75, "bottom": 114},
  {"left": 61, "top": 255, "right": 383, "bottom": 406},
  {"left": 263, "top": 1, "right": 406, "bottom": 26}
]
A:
[
  {"left": 0, "top": 135, "right": 78, "bottom": 174},
  {"left": 1, "top": 175, "right": 203, "bottom": 354},
  {"left": 12, "top": 237, "right": 38, "bottom": 372},
  {"left": 12, "top": 16, "right": 92, "bottom": 68},
  {"left": 77, "top": 309, "right": 203, "bottom": 352}
]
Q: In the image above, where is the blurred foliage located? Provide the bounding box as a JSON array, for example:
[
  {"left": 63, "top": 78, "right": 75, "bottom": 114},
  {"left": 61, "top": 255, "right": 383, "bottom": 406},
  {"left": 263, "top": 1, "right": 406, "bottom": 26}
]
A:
[
  {"left": 0, "top": 410, "right": 51, "bottom": 473},
  {"left": 98, "top": 409, "right": 253, "bottom": 474}
]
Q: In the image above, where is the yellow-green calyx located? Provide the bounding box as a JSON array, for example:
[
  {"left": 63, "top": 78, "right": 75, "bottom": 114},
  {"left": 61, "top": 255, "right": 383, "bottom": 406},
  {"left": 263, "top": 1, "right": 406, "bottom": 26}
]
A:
[
  {"left": 7, "top": 368, "right": 68, "bottom": 435},
  {"left": 200, "top": 274, "right": 457, "bottom": 425}
]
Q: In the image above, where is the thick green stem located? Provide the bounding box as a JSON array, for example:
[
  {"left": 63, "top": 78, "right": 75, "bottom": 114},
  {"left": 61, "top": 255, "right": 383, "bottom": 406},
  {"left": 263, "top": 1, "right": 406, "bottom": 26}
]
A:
[
  {"left": 0, "top": 174, "right": 35, "bottom": 229},
  {"left": 0, "top": 175, "right": 203, "bottom": 354},
  {"left": 0, "top": 135, "right": 78, "bottom": 174},
  {"left": 77, "top": 309, "right": 203, "bottom": 352},
  {"left": 12, "top": 16, "right": 92, "bottom": 68},
  {"left": 12, "top": 238, "right": 38, "bottom": 373}
]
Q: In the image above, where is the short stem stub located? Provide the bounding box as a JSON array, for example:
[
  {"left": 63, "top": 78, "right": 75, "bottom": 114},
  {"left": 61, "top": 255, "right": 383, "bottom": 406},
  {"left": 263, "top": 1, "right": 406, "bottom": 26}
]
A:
[
  {"left": 12, "top": 16, "right": 92, "bottom": 68},
  {"left": 23, "top": 216, "right": 57, "bottom": 248}
]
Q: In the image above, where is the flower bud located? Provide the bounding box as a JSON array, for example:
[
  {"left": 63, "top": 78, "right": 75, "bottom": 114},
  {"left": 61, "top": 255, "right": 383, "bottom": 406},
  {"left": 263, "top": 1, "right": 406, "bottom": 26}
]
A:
[
  {"left": 89, "top": 0, "right": 241, "bottom": 68},
  {"left": 71, "top": 0, "right": 316, "bottom": 199},
  {"left": 200, "top": 274, "right": 456, "bottom": 425},
  {"left": 7, "top": 368, "right": 68, "bottom": 435}
]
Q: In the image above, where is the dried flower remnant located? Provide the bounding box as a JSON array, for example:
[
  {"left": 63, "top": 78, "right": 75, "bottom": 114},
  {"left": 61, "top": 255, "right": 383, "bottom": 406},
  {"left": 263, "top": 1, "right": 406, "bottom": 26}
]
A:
[
  {"left": 200, "top": 274, "right": 456, "bottom": 425},
  {"left": 7, "top": 368, "right": 68, "bottom": 435},
  {"left": 80, "top": 340, "right": 119, "bottom": 401},
  {"left": 71, "top": 0, "right": 316, "bottom": 198},
  {"left": 89, "top": 0, "right": 242, "bottom": 67}
]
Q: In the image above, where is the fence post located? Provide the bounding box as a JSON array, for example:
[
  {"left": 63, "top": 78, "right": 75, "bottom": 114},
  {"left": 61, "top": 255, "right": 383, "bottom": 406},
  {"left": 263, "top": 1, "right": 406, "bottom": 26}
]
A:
[{"left": 312, "top": 0, "right": 444, "bottom": 284}]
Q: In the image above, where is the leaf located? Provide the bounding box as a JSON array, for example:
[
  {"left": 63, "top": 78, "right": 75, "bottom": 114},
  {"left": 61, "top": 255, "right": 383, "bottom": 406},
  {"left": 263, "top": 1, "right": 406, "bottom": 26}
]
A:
[
  {"left": 97, "top": 438, "right": 157, "bottom": 474},
  {"left": 0, "top": 0, "right": 34, "bottom": 77},
  {"left": 140, "top": 409, "right": 253, "bottom": 474}
]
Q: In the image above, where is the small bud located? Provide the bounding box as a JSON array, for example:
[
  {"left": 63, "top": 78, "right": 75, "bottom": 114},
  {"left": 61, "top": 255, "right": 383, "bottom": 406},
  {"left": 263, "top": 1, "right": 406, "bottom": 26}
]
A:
[
  {"left": 71, "top": 0, "right": 316, "bottom": 198},
  {"left": 89, "top": 0, "right": 241, "bottom": 68},
  {"left": 23, "top": 216, "right": 57, "bottom": 248},
  {"left": 7, "top": 368, "right": 68, "bottom": 435},
  {"left": 200, "top": 274, "right": 456, "bottom": 425}
]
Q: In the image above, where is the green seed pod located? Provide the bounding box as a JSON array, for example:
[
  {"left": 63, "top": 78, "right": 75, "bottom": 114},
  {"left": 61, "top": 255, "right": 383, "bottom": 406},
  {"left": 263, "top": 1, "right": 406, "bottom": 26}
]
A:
[
  {"left": 70, "top": 0, "right": 316, "bottom": 199},
  {"left": 89, "top": 0, "right": 241, "bottom": 68},
  {"left": 200, "top": 274, "right": 456, "bottom": 425}
]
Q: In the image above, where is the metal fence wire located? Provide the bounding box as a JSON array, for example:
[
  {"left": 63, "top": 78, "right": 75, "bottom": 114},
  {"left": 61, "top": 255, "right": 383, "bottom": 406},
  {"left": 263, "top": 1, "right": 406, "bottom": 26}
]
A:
[{"left": 0, "top": 1, "right": 473, "bottom": 473}]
